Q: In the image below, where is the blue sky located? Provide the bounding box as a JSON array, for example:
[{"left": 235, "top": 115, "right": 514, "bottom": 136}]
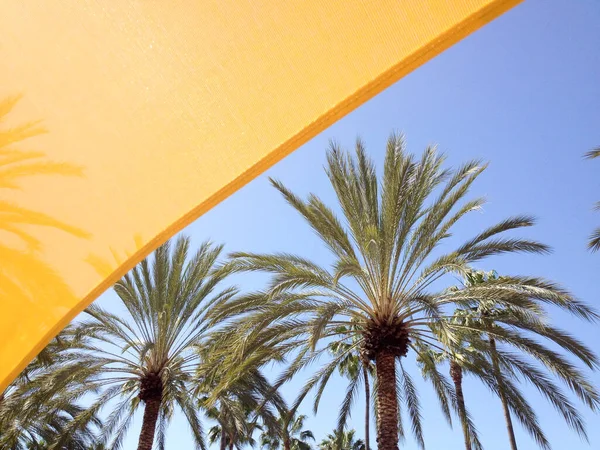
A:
[{"left": 97, "top": 0, "right": 600, "bottom": 448}]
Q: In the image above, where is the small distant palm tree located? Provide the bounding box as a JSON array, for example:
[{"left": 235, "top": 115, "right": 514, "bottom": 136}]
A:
[
  {"left": 260, "top": 412, "right": 315, "bottom": 450},
  {"left": 319, "top": 429, "right": 365, "bottom": 450},
  {"left": 585, "top": 148, "right": 600, "bottom": 251},
  {"left": 199, "top": 363, "right": 278, "bottom": 450},
  {"left": 195, "top": 314, "right": 289, "bottom": 450},
  {"left": 417, "top": 336, "right": 483, "bottom": 450},
  {"left": 328, "top": 324, "right": 372, "bottom": 450},
  {"left": 206, "top": 407, "right": 260, "bottom": 450},
  {"left": 70, "top": 236, "right": 237, "bottom": 450}
]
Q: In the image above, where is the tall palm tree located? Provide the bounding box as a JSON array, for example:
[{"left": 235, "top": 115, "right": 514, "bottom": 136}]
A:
[
  {"left": 448, "top": 270, "right": 599, "bottom": 450},
  {"left": 260, "top": 412, "right": 315, "bottom": 450},
  {"left": 227, "top": 135, "right": 598, "bottom": 450},
  {"left": 585, "top": 148, "right": 600, "bottom": 251},
  {"left": 69, "top": 236, "right": 237, "bottom": 450},
  {"left": 461, "top": 270, "right": 519, "bottom": 449},
  {"left": 319, "top": 429, "right": 365, "bottom": 450}
]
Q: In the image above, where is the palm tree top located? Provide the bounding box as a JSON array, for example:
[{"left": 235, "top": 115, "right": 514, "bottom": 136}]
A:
[
  {"left": 69, "top": 236, "right": 238, "bottom": 450},
  {"left": 259, "top": 411, "right": 315, "bottom": 450},
  {"left": 319, "top": 429, "right": 365, "bottom": 450},
  {"left": 585, "top": 147, "right": 600, "bottom": 251},
  {"left": 0, "top": 326, "right": 103, "bottom": 449}
]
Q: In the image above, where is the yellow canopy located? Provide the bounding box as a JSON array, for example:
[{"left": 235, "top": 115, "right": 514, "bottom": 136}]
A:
[{"left": 0, "top": 0, "right": 520, "bottom": 391}]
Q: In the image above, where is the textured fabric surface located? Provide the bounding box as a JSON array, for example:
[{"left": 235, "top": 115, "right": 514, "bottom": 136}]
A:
[{"left": 0, "top": 0, "right": 520, "bottom": 390}]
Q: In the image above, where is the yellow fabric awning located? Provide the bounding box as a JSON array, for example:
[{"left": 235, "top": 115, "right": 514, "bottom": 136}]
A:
[{"left": 0, "top": 0, "right": 521, "bottom": 391}]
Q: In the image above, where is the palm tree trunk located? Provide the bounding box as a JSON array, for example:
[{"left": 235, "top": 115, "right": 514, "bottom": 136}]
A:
[
  {"left": 490, "top": 337, "right": 518, "bottom": 450},
  {"left": 374, "top": 350, "right": 399, "bottom": 450},
  {"left": 449, "top": 360, "right": 470, "bottom": 450},
  {"left": 136, "top": 397, "right": 161, "bottom": 450},
  {"left": 362, "top": 363, "right": 370, "bottom": 450},
  {"left": 220, "top": 429, "right": 227, "bottom": 450},
  {"left": 283, "top": 437, "right": 291, "bottom": 450}
]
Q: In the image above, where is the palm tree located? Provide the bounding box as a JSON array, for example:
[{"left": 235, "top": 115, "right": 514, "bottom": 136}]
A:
[
  {"left": 416, "top": 338, "right": 482, "bottom": 450},
  {"left": 0, "top": 327, "right": 102, "bottom": 449},
  {"left": 195, "top": 308, "right": 290, "bottom": 450},
  {"left": 198, "top": 357, "right": 281, "bottom": 450},
  {"left": 208, "top": 423, "right": 230, "bottom": 450},
  {"left": 461, "top": 270, "right": 519, "bottom": 449},
  {"left": 69, "top": 236, "right": 237, "bottom": 450},
  {"left": 260, "top": 412, "right": 315, "bottom": 450},
  {"left": 585, "top": 148, "right": 600, "bottom": 251},
  {"left": 447, "top": 269, "right": 599, "bottom": 450},
  {"left": 1, "top": 377, "right": 102, "bottom": 450},
  {"left": 208, "top": 422, "right": 258, "bottom": 450},
  {"left": 206, "top": 407, "right": 260, "bottom": 450},
  {"left": 328, "top": 325, "right": 372, "bottom": 450},
  {"left": 227, "top": 135, "right": 599, "bottom": 450},
  {"left": 319, "top": 429, "right": 365, "bottom": 450}
]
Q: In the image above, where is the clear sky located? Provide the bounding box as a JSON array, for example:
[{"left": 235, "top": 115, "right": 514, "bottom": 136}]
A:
[{"left": 97, "top": 0, "right": 600, "bottom": 448}]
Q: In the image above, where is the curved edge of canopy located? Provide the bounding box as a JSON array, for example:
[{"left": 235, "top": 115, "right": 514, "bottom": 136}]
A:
[{"left": 3, "top": 0, "right": 521, "bottom": 392}]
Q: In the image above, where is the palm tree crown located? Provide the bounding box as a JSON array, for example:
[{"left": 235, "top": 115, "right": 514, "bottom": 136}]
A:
[
  {"left": 260, "top": 412, "right": 315, "bottom": 450},
  {"left": 197, "top": 344, "right": 284, "bottom": 450},
  {"left": 71, "top": 236, "right": 237, "bottom": 450},
  {"left": 319, "top": 429, "right": 365, "bottom": 450},
  {"left": 206, "top": 405, "right": 260, "bottom": 450},
  {"left": 0, "top": 326, "right": 102, "bottom": 449}
]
